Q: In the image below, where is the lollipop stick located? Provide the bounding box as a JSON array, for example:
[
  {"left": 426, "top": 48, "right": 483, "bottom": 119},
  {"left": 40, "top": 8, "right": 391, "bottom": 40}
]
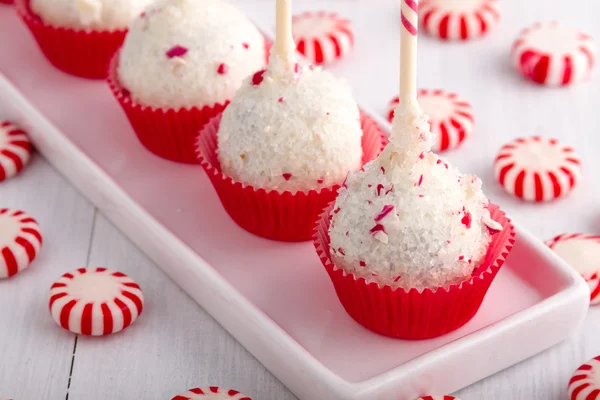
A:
[
  {"left": 274, "top": 0, "right": 294, "bottom": 68},
  {"left": 400, "top": 0, "right": 419, "bottom": 105}
]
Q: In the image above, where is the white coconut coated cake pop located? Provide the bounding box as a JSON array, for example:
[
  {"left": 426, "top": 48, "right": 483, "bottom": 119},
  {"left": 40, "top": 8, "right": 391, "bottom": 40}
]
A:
[
  {"left": 117, "top": 0, "right": 266, "bottom": 110},
  {"left": 31, "top": 0, "right": 152, "bottom": 30},
  {"left": 328, "top": 103, "right": 503, "bottom": 290},
  {"left": 216, "top": 55, "right": 363, "bottom": 193}
]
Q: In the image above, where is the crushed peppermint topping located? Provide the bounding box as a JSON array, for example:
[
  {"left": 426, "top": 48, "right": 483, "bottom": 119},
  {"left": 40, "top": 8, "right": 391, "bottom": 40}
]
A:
[
  {"left": 380, "top": 166, "right": 386, "bottom": 174},
  {"left": 461, "top": 211, "right": 472, "bottom": 229},
  {"left": 334, "top": 207, "right": 341, "bottom": 214},
  {"left": 419, "top": 152, "right": 425, "bottom": 159},
  {"left": 370, "top": 224, "right": 385, "bottom": 234},
  {"left": 278, "top": 97, "right": 285, "bottom": 103},
  {"left": 459, "top": 255, "right": 465, "bottom": 261},
  {"left": 242, "top": 42, "right": 250, "bottom": 49},
  {"left": 317, "top": 178, "right": 324, "bottom": 184},
  {"left": 166, "top": 45, "right": 188, "bottom": 58},
  {"left": 375, "top": 205, "right": 395, "bottom": 222},
  {"left": 251, "top": 70, "right": 266, "bottom": 86},
  {"left": 376, "top": 184, "right": 385, "bottom": 196},
  {"left": 393, "top": 276, "right": 401, "bottom": 282},
  {"left": 436, "top": 159, "right": 442, "bottom": 164},
  {"left": 338, "top": 247, "right": 346, "bottom": 255},
  {"left": 282, "top": 173, "right": 292, "bottom": 181},
  {"left": 482, "top": 212, "right": 503, "bottom": 234},
  {"left": 217, "top": 63, "right": 229, "bottom": 74},
  {"left": 359, "top": 261, "right": 366, "bottom": 267}
]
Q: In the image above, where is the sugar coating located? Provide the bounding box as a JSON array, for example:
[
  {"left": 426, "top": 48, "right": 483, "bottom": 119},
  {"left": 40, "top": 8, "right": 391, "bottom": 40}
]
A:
[
  {"left": 217, "top": 55, "right": 363, "bottom": 193},
  {"left": 31, "top": 0, "right": 152, "bottom": 30},
  {"left": 117, "top": 0, "right": 266, "bottom": 110},
  {"left": 328, "top": 102, "right": 502, "bottom": 290}
]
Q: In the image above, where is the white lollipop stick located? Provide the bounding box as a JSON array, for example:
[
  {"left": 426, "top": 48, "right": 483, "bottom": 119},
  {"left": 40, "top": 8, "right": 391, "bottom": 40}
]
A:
[
  {"left": 400, "top": 0, "right": 419, "bottom": 105},
  {"left": 273, "top": 0, "right": 295, "bottom": 70}
]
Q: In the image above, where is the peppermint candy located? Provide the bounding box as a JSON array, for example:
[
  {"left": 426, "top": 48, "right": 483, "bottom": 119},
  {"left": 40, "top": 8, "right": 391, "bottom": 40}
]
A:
[
  {"left": 494, "top": 137, "right": 581, "bottom": 202},
  {"left": 0, "top": 208, "right": 42, "bottom": 279},
  {"left": 419, "top": 0, "right": 500, "bottom": 41},
  {"left": 512, "top": 22, "right": 596, "bottom": 86},
  {"left": 546, "top": 234, "right": 600, "bottom": 305},
  {"left": 49, "top": 268, "right": 144, "bottom": 335},
  {"left": 388, "top": 89, "right": 473, "bottom": 152},
  {"left": 292, "top": 11, "right": 354, "bottom": 65},
  {"left": 0, "top": 121, "right": 32, "bottom": 182},
  {"left": 569, "top": 355, "right": 600, "bottom": 399},
  {"left": 172, "top": 387, "right": 252, "bottom": 400}
]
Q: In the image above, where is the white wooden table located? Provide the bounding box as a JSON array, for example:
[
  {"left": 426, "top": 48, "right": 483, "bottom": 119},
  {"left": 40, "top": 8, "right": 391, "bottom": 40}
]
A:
[{"left": 1, "top": 0, "right": 600, "bottom": 399}]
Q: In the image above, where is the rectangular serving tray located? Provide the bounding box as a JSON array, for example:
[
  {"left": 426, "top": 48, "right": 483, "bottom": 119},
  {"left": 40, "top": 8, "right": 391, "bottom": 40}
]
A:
[{"left": 0, "top": 6, "right": 590, "bottom": 400}]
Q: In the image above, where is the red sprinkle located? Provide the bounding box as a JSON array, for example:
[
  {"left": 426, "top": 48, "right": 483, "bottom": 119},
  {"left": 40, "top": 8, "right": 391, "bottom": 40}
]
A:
[
  {"left": 282, "top": 173, "right": 292, "bottom": 181},
  {"left": 252, "top": 69, "right": 266, "bottom": 86},
  {"left": 461, "top": 211, "right": 472, "bottom": 229},
  {"left": 375, "top": 205, "right": 394, "bottom": 222},
  {"left": 337, "top": 247, "right": 346, "bottom": 255},
  {"left": 359, "top": 261, "right": 366, "bottom": 267},
  {"left": 217, "top": 63, "right": 229, "bottom": 74},
  {"left": 242, "top": 42, "right": 250, "bottom": 49},
  {"left": 166, "top": 45, "right": 188, "bottom": 58},
  {"left": 376, "top": 184, "right": 385, "bottom": 196}
]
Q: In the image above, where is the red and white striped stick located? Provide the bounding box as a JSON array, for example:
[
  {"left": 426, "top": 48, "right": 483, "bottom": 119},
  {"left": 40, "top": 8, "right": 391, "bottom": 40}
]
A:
[
  {"left": 272, "top": 0, "right": 295, "bottom": 72},
  {"left": 400, "top": 0, "right": 419, "bottom": 104}
]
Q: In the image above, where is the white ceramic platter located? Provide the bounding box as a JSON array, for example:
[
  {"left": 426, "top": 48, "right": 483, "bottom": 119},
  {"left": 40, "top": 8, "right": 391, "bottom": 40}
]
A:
[{"left": 0, "top": 5, "right": 590, "bottom": 400}]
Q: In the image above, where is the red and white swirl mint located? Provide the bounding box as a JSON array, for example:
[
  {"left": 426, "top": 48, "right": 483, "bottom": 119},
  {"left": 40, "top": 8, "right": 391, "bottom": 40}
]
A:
[
  {"left": 388, "top": 89, "right": 473, "bottom": 152},
  {"left": 292, "top": 11, "right": 354, "bottom": 65},
  {"left": 49, "top": 267, "right": 144, "bottom": 336},
  {"left": 0, "top": 121, "right": 32, "bottom": 182},
  {"left": 0, "top": 208, "right": 42, "bottom": 279},
  {"left": 419, "top": 0, "right": 500, "bottom": 41},
  {"left": 512, "top": 22, "right": 597, "bottom": 86},
  {"left": 569, "top": 355, "right": 600, "bottom": 399},
  {"left": 546, "top": 234, "right": 600, "bottom": 305},
  {"left": 414, "top": 396, "right": 460, "bottom": 400},
  {"left": 494, "top": 137, "right": 581, "bottom": 202},
  {"left": 172, "top": 387, "right": 252, "bottom": 400}
]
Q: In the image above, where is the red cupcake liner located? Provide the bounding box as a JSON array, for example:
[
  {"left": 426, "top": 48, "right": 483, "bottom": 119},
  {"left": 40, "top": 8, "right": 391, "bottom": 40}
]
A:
[
  {"left": 1, "top": 0, "right": 14, "bottom": 5},
  {"left": 16, "top": 0, "right": 126, "bottom": 79},
  {"left": 107, "top": 54, "right": 228, "bottom": 164},
  {"left": 313, "top": 202, "right": 516, "bottom": 339},
  {"left": 196, "top": 112, "right": 387, "bottom": 242}
]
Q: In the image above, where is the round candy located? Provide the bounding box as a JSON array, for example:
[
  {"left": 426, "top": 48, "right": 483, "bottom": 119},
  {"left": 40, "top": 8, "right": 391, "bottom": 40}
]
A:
[
  {"left": 546, "top": 233, "right": 600, "bottom": 305},
  {"left": 0, "top": 208, "right": 42, "bottom": 279},
  {"left": 419, "top": 0, "right": 500, "bottom": 41},
  {"left": 569, "top": 355, "right": 600, "bottom": 399},
  {"left": 292, "top": 11, "right": 354, "bottom": 65},
  {"left": 512, "top": 22, "right": 597, "bottom": 86},
  {"left": 0, "top": 121, "right": 32, "bottom": 182},
  {"left": 494, "top": 136, "right": 581, "bottom": 202},
  {"left": 49, "top": 267, "right": 144, "bottom": 335},
  {"left": 414, "top": 396, "right": 460, "bottom": 400},
  {"left": 172, "top": 387, "right": 252, "bottom": 400},
  {"left": 387, "top": 89, "right": 473, "bottom": 152}
]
